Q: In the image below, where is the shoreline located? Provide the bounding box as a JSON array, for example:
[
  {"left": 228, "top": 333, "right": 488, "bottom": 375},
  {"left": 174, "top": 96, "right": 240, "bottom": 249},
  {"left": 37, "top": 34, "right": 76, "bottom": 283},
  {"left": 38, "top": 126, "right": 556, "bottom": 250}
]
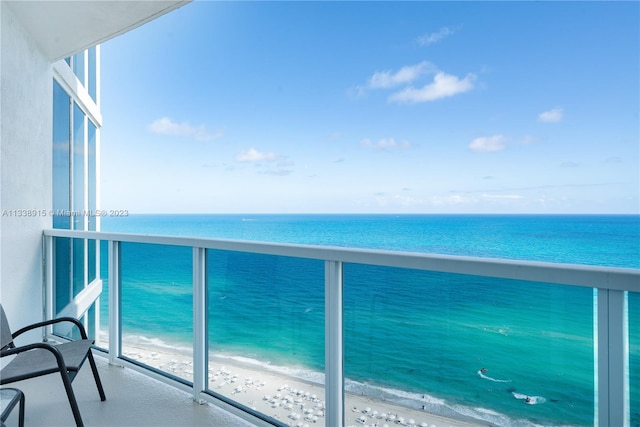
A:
[{"left": 116, "top": 338, "right": 491, "bottom": 427}]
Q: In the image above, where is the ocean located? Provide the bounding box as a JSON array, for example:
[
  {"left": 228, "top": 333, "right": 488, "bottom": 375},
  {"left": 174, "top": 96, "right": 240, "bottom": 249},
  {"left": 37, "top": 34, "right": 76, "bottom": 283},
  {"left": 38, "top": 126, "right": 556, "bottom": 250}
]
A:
[{"left": 99, "top": 214, "right": 639, "bottom": 426}]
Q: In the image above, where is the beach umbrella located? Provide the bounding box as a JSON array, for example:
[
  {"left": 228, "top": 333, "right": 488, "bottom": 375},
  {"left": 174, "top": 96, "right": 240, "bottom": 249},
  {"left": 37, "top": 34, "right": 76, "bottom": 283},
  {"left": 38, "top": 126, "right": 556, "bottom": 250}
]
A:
[{"left": 409, "top": 419, "right": 415, "bottom": 425}]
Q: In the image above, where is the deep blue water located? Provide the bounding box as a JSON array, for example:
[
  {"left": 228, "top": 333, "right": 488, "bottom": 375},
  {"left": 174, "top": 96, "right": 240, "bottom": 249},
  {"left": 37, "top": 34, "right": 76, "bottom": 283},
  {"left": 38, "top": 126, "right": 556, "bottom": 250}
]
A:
[{"left": 100, "top": 214, "right": 640, "bottom": 426}]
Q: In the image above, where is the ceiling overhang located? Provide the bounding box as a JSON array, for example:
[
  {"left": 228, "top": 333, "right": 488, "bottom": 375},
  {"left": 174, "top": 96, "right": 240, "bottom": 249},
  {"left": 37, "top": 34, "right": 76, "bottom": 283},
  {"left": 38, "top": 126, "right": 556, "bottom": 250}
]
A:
[{"left": 6, "top": 0, "right": 190, "bottom": 62}]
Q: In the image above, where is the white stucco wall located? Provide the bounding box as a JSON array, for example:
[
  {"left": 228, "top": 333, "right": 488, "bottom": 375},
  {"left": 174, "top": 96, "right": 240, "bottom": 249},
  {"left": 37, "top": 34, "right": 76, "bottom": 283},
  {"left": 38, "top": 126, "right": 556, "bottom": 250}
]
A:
[{"left": 0, "top": 2, "right": 53, "bottom": 339}]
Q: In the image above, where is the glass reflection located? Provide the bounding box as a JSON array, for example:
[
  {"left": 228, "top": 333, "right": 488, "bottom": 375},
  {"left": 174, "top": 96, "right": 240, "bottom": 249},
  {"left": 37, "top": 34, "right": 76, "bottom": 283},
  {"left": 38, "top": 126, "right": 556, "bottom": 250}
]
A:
[
  {"left": 343, "top": 264, "right": 594, "bottom": 427},
  {"left": 207, "top": 250, "right": 325, "bottom": 426}
]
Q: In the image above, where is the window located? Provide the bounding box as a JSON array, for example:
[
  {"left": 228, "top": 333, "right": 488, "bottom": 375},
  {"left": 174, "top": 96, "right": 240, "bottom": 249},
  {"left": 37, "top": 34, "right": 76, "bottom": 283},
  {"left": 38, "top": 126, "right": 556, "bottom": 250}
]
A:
[
  {"left": 52, "top": 81, "right": 70, "bottom": 230},
  {"left": 52, "top": 47, "right": 101, "bottom": 319},
  {"left": 88, "top": 46, "right": 97, "bottom": 103},
  {"left": 71, "top": 51, "right": 85, "bottom": 86}
]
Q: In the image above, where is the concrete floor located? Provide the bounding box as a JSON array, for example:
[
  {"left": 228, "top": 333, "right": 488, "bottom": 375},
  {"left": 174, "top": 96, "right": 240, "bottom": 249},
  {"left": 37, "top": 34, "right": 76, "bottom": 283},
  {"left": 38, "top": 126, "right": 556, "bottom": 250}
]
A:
[{"left": 1, "top": 355, "right": 260, "bottom": 427}]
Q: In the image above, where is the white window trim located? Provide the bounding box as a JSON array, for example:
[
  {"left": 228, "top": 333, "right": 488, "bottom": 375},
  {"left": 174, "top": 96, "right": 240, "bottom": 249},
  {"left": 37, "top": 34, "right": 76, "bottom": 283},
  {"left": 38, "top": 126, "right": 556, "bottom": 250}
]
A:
[{"left": 53, "top": 57, "right": 102, "bottom": 128}]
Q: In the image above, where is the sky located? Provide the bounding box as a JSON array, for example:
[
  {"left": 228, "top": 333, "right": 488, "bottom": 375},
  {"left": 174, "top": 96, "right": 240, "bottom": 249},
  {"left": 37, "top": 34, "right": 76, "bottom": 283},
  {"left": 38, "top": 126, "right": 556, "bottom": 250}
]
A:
[{"left": 100, "top": 1, "right": 639, "bottom": 214}]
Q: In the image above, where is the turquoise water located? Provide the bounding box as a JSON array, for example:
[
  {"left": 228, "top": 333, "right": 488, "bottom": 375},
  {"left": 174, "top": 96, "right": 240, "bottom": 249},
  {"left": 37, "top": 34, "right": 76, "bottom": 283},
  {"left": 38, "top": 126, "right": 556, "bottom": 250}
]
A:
[{"left": 100, "top": 214, "right": 640, "bottom": 426}]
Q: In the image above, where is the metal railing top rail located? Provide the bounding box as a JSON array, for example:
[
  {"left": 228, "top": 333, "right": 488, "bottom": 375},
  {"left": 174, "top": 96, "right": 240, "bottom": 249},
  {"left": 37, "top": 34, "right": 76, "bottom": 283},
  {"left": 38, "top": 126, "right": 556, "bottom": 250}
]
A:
[{"left": 44, "top": 229, "right": 640, "bottom": 292}]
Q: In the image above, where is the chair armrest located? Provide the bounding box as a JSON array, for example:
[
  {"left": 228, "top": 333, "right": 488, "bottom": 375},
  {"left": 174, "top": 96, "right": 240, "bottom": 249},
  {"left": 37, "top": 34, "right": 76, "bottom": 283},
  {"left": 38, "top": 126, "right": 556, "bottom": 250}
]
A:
[
  {"left": 0, "top": 342, "right": 67, "bottom": 369},
  {"left": 11, "top": 317, "right": 88, "bottom": 340}
]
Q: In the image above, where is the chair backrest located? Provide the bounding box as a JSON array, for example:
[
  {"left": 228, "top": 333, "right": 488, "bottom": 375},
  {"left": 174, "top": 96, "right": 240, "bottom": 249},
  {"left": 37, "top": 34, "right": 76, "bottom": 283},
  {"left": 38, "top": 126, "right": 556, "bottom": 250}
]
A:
[{"left": 0, "top": 304, "right": 15, "bottom": 350}]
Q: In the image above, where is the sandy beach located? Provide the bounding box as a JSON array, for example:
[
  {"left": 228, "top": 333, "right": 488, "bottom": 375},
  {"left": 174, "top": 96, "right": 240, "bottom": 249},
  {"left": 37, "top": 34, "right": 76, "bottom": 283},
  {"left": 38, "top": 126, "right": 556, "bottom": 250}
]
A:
[{"left": 119, "top": 340, "right": 484, "bottom": 427}]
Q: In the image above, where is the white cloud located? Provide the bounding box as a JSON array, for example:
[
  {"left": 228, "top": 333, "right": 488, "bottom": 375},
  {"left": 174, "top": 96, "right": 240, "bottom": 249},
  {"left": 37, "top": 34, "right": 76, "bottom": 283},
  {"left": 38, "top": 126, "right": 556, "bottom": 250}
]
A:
[
  {"left": 468, "top": 135, "right": 507, "bottom": 152},
  {"left": 417, "top": 26, "right": 457, "bottom": 46},
  {"left": 388, "top": 72, "right": 476, "bottom": 104},
  {"left": 235, "top": 148, "right": 279, "bottom": 162},
  {"left": 269, "top": 159, "right": 295, "bottom": 175},
  {"left": 368, "top": 61, "right": 434, "bottom": 89},
  {"left": 429, "top": 194, "right": 477, "bottom": 206},
  {"left": 481, "top": 194, "right": 524, "bottom": 200},
  {"left": 360, "top": 138, "right": 412, "bottom": 150},
  {"left": 427, "top": 193, "right": 526, "bottom": 210},
  {"left": 148, "top": 117, "right": 222, "bottom": 141},
  {"left": 538, "top": 107, "right": 564, "bottom": 123}
]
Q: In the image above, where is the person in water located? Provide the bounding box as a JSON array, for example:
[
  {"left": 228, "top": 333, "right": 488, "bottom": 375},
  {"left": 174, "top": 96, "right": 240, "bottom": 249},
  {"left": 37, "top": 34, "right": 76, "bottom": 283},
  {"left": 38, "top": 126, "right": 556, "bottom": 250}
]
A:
[{"left": 480, "top": 368, "right": 487, "bottom": 373}]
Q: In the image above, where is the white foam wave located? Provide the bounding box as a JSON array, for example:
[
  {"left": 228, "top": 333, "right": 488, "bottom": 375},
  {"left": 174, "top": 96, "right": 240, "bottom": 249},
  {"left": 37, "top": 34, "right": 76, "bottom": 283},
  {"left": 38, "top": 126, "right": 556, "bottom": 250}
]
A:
[
  {"left": 121, "top": 334, "right": 192, "bottom": 354},
  {"left": 343, "top": 378, "right": 533, "bottom": 427},
  {"left": 478, "top": 370, "right": 512, "bottom": 383},
  {"left": 512, "top": 392, "right": 546, "bottom": 405},
  {"left": 214, "top": 353, "right": 326, "bottom": 386},
  {"left": 474, "top": 407, "right": 501, "bottom": 416}
]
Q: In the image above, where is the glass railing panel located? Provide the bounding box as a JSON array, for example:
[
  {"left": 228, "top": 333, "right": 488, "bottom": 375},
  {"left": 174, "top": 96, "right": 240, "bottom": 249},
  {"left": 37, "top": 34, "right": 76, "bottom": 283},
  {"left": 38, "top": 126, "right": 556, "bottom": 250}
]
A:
[
  {"left": 630, "top": 291, "right": 639, "bottom": 426},
  {"left": 52, "top": 236, "right": 73, "bottom": 339},
  {"left": 97, "top": 239, "right": 109, "bottom": 348},
  {"left": 343, "top": 263, "right": 595, "bottom": 427},
  {"left": 86, "top": 303, "right": 97, "bottom": 342},
  {"left": 52, "top": 236, "right": 90, "bottom": 340},
  {"left": 53, "top": 236, "right": 71, "bottom": 315},
  {"left": 72, "top": 238, "right": 84, "bottom": 296},
  {"left": 206, "top": 250, "right": 325, "bottom": 426},
  {"left": 88, "top": 238, "right": 97, "bottom": 284},
  {"left": 119, "top": 242, "right": 193, "bottom": 382}
]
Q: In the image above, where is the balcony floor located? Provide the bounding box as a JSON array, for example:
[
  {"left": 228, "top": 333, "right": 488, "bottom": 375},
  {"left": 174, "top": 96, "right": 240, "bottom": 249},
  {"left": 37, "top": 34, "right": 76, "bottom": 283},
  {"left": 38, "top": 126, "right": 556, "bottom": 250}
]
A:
[{"left": 1, "top": 354, "right": 259, "bottom": 427}]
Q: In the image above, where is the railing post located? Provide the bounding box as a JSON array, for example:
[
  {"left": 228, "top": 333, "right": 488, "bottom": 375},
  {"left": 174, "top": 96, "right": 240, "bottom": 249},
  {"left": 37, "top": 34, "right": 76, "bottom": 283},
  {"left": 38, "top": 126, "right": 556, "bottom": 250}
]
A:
[
  {"left": 325, "top": 260, "right": 344, "bottom": 427},
  {"left": 193, "top": 247, "right": 208, "bottom": 402},
  {"left": 43, "top": 234, "right": 54, "bottom": 337},
  {"left": 108, "top": 240, "right": 122, "bottom": 365},
  {"left": 597, "top": 288, "right": 628, "bottom": 427}
]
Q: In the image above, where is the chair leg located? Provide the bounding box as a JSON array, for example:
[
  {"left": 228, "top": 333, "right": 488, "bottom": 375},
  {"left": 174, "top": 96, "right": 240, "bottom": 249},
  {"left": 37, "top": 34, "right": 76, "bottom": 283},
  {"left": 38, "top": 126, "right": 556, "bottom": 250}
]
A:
[
  {"left": 60, "top": 369, "right": 84, "bottom": 427},
  {"left": 87, "top": 350, "right": 106, "bottom": 401},
  {"left": 17, "top": 391, "right": 25, "bottom": 427}
]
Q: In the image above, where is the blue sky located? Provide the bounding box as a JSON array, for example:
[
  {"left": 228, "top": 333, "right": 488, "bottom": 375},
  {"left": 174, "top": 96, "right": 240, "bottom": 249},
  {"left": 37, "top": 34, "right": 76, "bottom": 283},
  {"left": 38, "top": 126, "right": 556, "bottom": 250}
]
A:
[{"left": 100, "top": 1, "right": 639, "bottom": 214}]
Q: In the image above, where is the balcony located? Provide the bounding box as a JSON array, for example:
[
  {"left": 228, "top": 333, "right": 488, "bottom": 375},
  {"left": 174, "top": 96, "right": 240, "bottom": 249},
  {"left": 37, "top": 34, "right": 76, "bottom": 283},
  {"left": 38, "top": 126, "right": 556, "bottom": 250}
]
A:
[{"left": 40, "top": 229, "right": 639, "bottom": 427}]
